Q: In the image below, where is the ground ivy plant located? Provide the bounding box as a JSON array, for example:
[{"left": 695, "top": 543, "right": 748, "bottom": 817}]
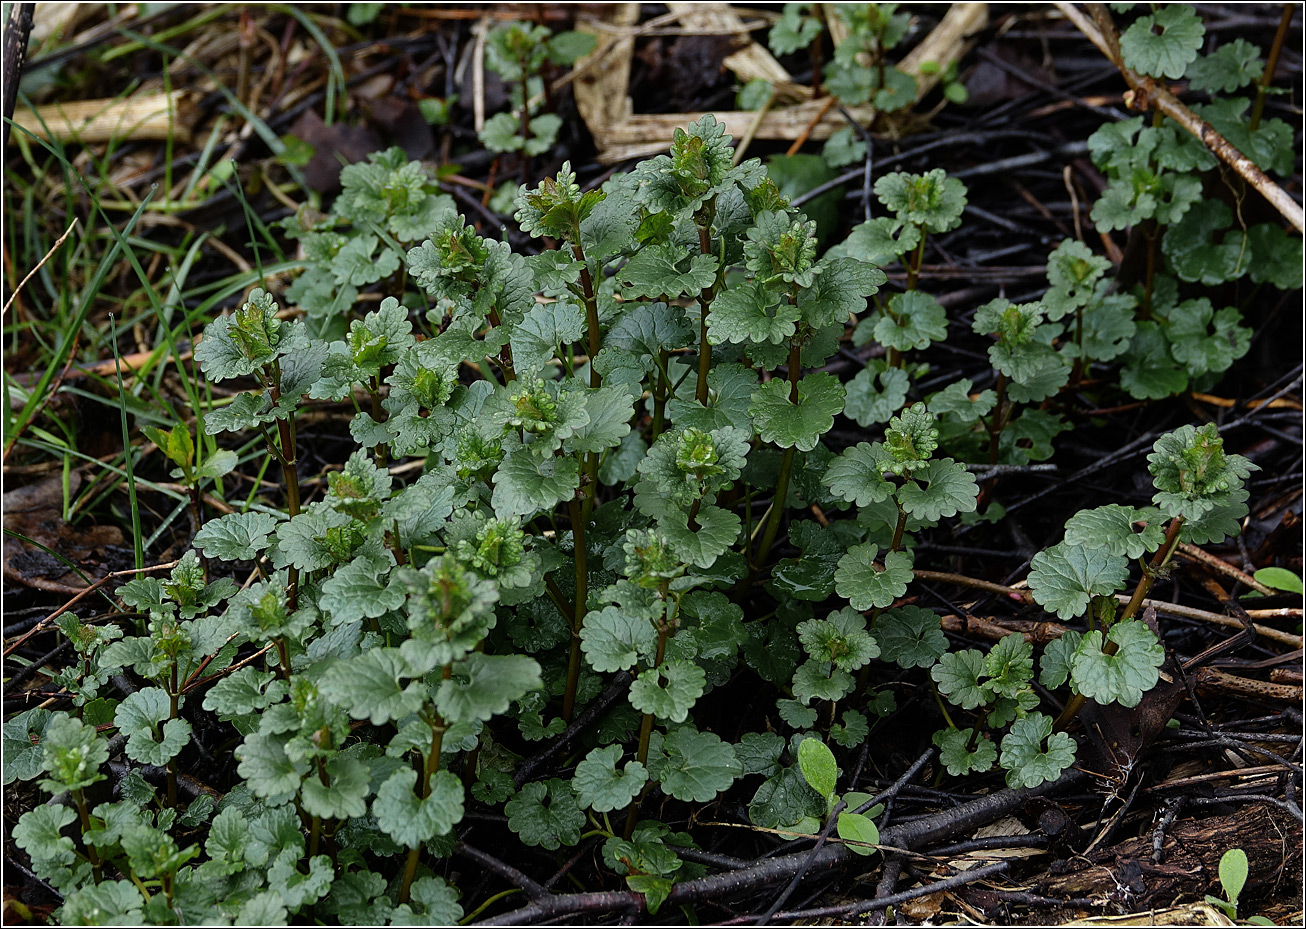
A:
[{"left": 7, "top": 115, "right": 1265, "bottom": 924}]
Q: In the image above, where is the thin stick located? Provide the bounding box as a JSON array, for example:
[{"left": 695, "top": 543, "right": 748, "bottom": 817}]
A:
[
  {"left": 1176, "top": 542, "right": 1275, "bottom": 596},
  {"left": 2, "top": 219, "right": 78, "bottom": 318},
  {"left": 785, "top": 95, "right": 837, "bottom": 156},
  {"left": 733, "top": 89, "right": 775, "bottom": 166},
  {"left": 1128, "top": 596, "right": 1301, "bottom": 647},
  {"left": 3, "top": 560, "right": 180, "bottom": 657}
]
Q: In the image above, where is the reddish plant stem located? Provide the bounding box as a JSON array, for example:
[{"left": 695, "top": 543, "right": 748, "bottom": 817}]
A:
[
  {"left": 561, "top": 497, "right": 589, "bottom": 723},
  {"left": 399, "top": 670, "right": 451, "bottom": 905},
  {"left": 1249, "top": 4, "right": 1294, "bottom": 131},
  {"left": 695, "top": 223, "right": 716, "bottom": 404},
  {"left": 570, "top": 244, "right": 601, "bottom": 390},
  {"left": 487, "top": 308, "right": 516, "bottom": 382},
  {"left": 1054, "top": 515, "right": 1186, "bottom": 731}
]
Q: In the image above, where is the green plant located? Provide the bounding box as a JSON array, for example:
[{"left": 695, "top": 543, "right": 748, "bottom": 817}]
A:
[
  {"left": 5, "top": 113, "right": 1272, "bottom": 924},
  {"left": 280, "top": 146, "right": 457, "bottom": 336},
  {"left": 479, "top": 21, "right": 596, "bottom": 161},
  {"left": 1085, "top": 5, "right": 1301, "bottom": 397},
  {"left": 795, "top": 738, "right": 884, "bottom": 854},
  {"left": 821, "top": 4, "right": 917, "bottom": 113},
  {"left": 1250, "top": 566, "right": 1303, "bottom": 596},
  {"left": 1206, "top": 847, "right": 1275, "bottom": 925},
  {"left": 766, "top": 3, "right": 967, "bottom": 174}
]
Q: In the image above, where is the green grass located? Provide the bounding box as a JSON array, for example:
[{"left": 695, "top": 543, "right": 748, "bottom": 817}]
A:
[{"left": 3, "top": 6, "right": 326, "bottom": 570}]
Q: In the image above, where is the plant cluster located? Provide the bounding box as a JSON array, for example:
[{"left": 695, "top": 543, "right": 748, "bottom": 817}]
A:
[
  {"left": 5, "top": 105, "right": 1276, "bottom": 924},
  {"left": 762, "top": 3, "right": 967, "bottom": 171},
  {"left": 479, "top": 21, "right": 596, "bottom": 164},
  {"left": 1088, "top": 4, "right": 1301, "bottom": 398}
]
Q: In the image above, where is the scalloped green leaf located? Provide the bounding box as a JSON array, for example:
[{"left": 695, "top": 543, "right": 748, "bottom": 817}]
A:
[{"left": 1028, "top": 541, "right": 1130, "bottom": 620}]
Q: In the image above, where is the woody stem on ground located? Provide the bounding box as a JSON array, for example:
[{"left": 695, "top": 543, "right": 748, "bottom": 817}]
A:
[
  {"left": 399, "top": 670, "right": 451, "bottom": 906},
  {"left": 562, "top": 496, "right": 589, "bottom": 724},
  {"left": 1054, "top": 514, "right": 1186, "bottom": 731},
  {"left": 1249, "top": 4, "right": 1294, "bottom": 131}
]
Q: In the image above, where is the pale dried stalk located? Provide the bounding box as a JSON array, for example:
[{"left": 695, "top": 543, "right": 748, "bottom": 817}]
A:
[
  {"left": 10, "top": 93, "right": 192, "bottom": 144},
  {"left": 3, "top": 219, "right": 77, "bottom": 317},
  {"left": 576, "top": 2, "right": 987, "bottom": 164}
]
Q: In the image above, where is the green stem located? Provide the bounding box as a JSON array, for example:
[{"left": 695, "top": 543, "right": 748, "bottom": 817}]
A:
[
  {"left": 273, "top": 636, "right": 292, "bottom": 683},
  {"left": 167, "top": 664, "right": 179, "bottom": 808},
  {"left": 187, "top": 485, "right": 210, "bottom": 583},
  {"left": 562, "top": 497, "right": 589, "bottom": 723},
  {"left": 929, "top": 679, "right": 956, "bottom": 731},
  {"left": 309, "top": 732, "right": 333, "bottom": 857},
  {"left": 1054, "top": 514, "right": 1186, "bottom": 731},
  {"left": 905, "top": 227, "right": 927, "bottom": 291},
  {"left": 487, "top": 308, "right": 516, "bottom": 382},
  {"left": 73, "top": 788, "right": 103, "bottom": 881},
  {"left": 369, "top": 375, "right": 388, "bottom": 468},
  {"left": 399, "top": 679, "right": 450, "bottom": 905},
  {"left": 624, "top": 616, "right": 670, "bottom": 839},
  {"left": 267, "top": 362, "right": 301, "bottom": 610},
  {"left": 1070, "top": 306, "right": 1087, "bottom": 386}
]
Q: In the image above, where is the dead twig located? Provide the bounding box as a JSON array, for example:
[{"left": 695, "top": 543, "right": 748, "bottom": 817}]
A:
[
  {"left": 3, "top": 560, "right": 181, "bottom": 657},
  {"left": 2, "top": 219, "right": 77, "bottom": 318}
]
